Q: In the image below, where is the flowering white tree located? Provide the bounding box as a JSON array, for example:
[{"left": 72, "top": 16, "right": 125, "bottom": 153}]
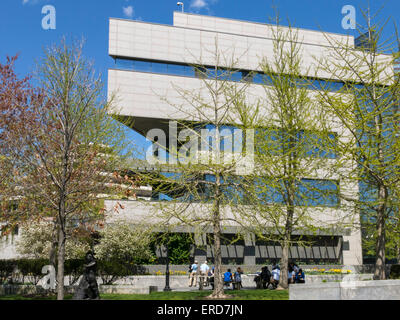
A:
[
  {"left": 95, "top": 222, "right": 154, "bottom": 263},
  {"left": 16, "top": 221, "right": 90, "bottom": 260}
]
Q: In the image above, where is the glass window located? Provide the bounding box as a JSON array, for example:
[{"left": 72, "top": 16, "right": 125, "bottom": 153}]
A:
[
  {"left": 133, "top": 60, "right": 152, "bottom": 72},
  {"left": 167, "top": 63, "right": 186, "bottom": 76},
  {"left": 114, "top": 58, "right": 353, "bottom": 94},
  {"left": 115, "top": 58, "right": 134, "bottom": 70},
  {"left": 151, "top": 61, "right": 168, "bottom": 74},
  {"left": 296, "top": 179, "right": 339, "bottom": 207}
]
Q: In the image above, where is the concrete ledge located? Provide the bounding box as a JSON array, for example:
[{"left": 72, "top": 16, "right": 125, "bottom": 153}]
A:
[
  {"left": 289, "top": 280, "right": 400, "bottom": 300},
  {"left": 99, "top": 285, "right": 158, "bottom": 295}
]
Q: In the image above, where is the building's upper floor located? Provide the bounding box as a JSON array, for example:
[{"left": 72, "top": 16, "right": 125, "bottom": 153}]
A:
[{"left": 109, "top": 12, "right": 393, "bottom": 82}]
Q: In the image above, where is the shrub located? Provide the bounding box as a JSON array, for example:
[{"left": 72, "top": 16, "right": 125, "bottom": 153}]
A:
[
  {"left": 97, "top": 260, "right": 130, "bottom": 285},
  {"left": 16, "top": 221, "right": 90, "bottom": 260},
  {"left": 16, "top": 258, "right": 49, "bottom": 285},
  {"left": 389, "top": 265, "right": 400, "bottom": 279},
  {"left": 64, "top": 259, "right": 85, "bottom": 285},
  {"left": 0, "top": 260, "right": 17, "bottom": 284},
  {"left": 95, "top": 223, "right": 155, "bottom": 264}
]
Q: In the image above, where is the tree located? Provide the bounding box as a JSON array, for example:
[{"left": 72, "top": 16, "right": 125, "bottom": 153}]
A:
[
  {"left": 0, "top": 39, "right": 129, "bottom": 299},
  {"left": 0, "top": 55, "right": 39, "bottom": 221},
  {"left": 138, "top": 41, "right": 255, "bottom": 298},
  {"left": 95, "top": 222, "right": 155, "bottom": 264},
  {"left": 231, "top": 22, "right": 355, "bottom": 289},
  {"left": 16, "top": 220, "right": 90, "bottom": 260},
  {"left": 314, "top": 7, "right": 400, "bottom": 279}
]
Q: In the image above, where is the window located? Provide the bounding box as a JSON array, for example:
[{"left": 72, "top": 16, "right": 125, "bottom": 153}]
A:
[
  {"left": 114, "top": 57, "right": 348, "bottom": 93},
  {"left": 255, "top": 128, "right": 337, "bottom": 159}
]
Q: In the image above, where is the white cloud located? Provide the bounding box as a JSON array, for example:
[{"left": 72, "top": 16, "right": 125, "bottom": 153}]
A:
[
  {"left": 190, "top": 0, "right": 217, "bottom": 12},
  {"left": 123, "top": 5, "right": 134, "bottom": 18},
  {"left": 22, "top": 0, "right": 42, "bottom": 4},
  {"left": 22, "top": 0, "right": 46, "bottom": 5},
  {"left": 190, "top": 0, "right": 207, "bottom": 9}
]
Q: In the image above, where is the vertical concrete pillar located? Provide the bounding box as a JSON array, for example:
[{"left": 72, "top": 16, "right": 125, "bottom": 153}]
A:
[
  {"left": 194, "top": 233, "right": 207, "bottom": 263},
  {"left": 243, "top": 233, "right": 256, "bottom": 265}
]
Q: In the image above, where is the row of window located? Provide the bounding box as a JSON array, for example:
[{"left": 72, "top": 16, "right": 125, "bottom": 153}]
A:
[
  {"left": 182, "top": 124, "right": 337, "bottom": 159},
  {"left": 114, "top": 57, "right": 347, "bottom": 92},
  {"left": 153, "top": 173, "right": 339, "bottom": 207}
]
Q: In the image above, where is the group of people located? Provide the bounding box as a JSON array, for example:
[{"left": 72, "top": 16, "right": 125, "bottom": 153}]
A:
[
  {"left": 255, "top": 262, "right": 305, "bottom": 289},
  {"left": 188, "top": 260, "right": 214, "bottom": 289},
  {"left": 188, "top": 261, "right": 244, "bottom": 290},
  {"left": 223, "top": 267, "right": 243, "bottom": 289},
  {"left": 188, "top": 260, "right": 306, "bottom": 290}
]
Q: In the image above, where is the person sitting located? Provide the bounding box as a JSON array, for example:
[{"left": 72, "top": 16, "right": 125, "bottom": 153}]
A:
[
  {"left": 295, "top": 268, "right": 305, "bottom": 283},
  {"left": 271, "top": 265, "right": 280, "bottom": 289},
  {"left": 224, "top": 269, "right": 233, "bottom": 288},
  {"left": 260, "top": 266, "right": 272, "bottom": 289},
  {"left": 288, "top": 265, "right": 295, "bottom": 284}
]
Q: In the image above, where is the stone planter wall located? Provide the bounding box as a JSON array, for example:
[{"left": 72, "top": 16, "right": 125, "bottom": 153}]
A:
[
  {"left": 0, "top": 274, "right": 374, "bottom": 296},
  {"left": 289, "top": 280, "right": 400, "bottom": 300}
]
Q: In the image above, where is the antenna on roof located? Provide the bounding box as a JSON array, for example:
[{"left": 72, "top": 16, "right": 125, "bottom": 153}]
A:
[{"left": 177, "top": 2, "right": 184, "bottom": 13}]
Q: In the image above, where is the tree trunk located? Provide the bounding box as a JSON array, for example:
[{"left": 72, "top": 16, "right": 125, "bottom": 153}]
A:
[
  {"left": 373, "top": 205, "right": 386, "bottom": 280},
  {"left": 278, "top": 178, "right": 294, "bottom": 290},
  {"left": 49, "top": 222, "right": 58, "bottom": 267},
  {"left": 56, "top": 224, "right": 66, "bottom": 300},
  {"left": 397, "top": 241, "right": 400, "bottom": 265},
  {"left": 211, "top": 215, "right": 224, "bottom": 298},
  {"left": 56, "top": 200, "right": 66, "bottom": 300},
  {"left": 209, "top": 172, "right": 225, "bottom": 299},
  {"left": 279, "top": 240, "right": 289, "bottom": 289}
]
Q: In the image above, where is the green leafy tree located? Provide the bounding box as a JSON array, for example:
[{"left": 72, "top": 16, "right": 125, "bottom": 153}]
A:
[
  {"left": 314, "top": 7, "right": 400, "bottom": 279},
  {"left": 138, "top": 41, "right": 255, "bottom": 299},
  {"left": 232, "top": 22, "right": 354, "bottom": 289}
]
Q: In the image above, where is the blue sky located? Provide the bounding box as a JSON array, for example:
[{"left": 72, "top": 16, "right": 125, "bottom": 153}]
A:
[{"left": 1, "top": 0, "right": 399, "bottom": 154}]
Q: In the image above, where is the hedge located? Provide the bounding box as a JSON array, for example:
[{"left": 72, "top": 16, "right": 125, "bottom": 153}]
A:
[
  {"left": 389, "top": 265, "right": 400, "bottom": 279},
  {"left": 0, "top": 259, "right": 147, "bottom": 285},
  {"left": 0, "top": 260, "right": 17, "bottom": 284}
]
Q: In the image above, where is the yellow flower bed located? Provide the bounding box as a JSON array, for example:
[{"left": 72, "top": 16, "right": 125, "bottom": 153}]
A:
[
  {"left": 304, "top": 268, "right": 352, "bottom": 275},
  {"left": 154, "top": 270, "right": 188, "bottom": 275}
]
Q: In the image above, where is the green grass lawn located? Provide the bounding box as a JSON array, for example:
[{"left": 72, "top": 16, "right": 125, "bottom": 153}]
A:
[{"left": 0, "top": 289, "right": 288, "bottom": 300}]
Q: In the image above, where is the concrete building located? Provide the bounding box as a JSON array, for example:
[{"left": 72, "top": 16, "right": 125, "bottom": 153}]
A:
[{"left": 105, "top": 12, "right": 368, "bottom": 266}]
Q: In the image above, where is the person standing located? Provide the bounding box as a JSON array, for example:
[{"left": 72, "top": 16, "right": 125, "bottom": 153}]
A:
[
  {"left": 188, "top": 260, "right": 199, "bottom": 287},
  {"left": 234, "top": 267, "right": 243, "bottom": 290},
  {"left": 199, "top": 261, "right": 210, "bottom": 288},
  {"left": 208, "top": 266, "right": 215, "bottom": 289}
]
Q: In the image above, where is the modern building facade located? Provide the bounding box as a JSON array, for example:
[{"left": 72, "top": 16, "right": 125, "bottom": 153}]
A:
[{"left": 106, "top": 12, "right": 368, "bottom": 266}]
